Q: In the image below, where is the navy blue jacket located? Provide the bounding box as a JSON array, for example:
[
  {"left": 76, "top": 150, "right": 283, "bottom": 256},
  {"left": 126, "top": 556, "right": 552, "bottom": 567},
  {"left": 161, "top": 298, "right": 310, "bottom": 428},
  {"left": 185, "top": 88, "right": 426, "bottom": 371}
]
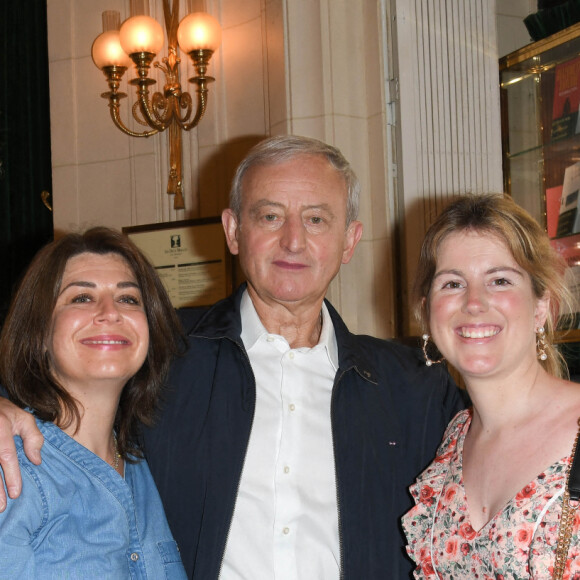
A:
[{"left": 143, "top": 285, "right": 464, "bottom": 579}]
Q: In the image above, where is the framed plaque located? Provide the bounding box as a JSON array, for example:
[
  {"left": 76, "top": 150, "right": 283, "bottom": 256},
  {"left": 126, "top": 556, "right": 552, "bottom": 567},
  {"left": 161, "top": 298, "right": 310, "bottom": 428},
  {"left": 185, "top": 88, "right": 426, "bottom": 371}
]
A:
[{"left": 123, "top": 217, "right": 232, "bottom": 308}]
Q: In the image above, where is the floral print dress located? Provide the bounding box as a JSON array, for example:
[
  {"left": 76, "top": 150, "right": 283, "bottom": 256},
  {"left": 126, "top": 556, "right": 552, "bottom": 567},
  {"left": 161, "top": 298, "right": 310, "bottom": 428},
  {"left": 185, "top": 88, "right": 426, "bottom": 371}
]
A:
[{"left": 402, "top": 409, "right": 580, "bottom": 579}]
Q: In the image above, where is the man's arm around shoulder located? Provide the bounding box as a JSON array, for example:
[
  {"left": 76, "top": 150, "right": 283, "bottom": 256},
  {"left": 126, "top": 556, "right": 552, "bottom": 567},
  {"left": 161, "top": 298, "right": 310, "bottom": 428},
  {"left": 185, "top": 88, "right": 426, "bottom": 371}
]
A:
[{"left": 0, "top": 387, "right": 43, "bottom": 511}]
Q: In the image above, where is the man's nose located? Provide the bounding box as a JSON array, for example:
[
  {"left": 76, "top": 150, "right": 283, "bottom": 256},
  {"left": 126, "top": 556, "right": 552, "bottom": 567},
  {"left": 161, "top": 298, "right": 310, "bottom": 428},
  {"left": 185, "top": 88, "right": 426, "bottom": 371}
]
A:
[{"left": 280, "top": 216, "right": 306, "bottom": 252}]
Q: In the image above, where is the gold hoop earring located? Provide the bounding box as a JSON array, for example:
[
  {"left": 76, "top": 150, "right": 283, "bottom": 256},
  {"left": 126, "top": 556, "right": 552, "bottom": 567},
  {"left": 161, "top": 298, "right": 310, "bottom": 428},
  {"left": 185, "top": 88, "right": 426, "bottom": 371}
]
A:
[
  {"left": 422, "top": 334, "right": 444, "bottom": 367},
  {"left": 536, "top": 326, "right": 548, "bottom": 361}
]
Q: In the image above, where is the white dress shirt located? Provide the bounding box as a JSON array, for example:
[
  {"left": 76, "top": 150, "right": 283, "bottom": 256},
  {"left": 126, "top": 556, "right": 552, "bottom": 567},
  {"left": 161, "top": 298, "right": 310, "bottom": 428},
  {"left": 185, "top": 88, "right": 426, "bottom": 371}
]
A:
[{"left": 219, "top": 291, "right": 340, "bottom": 579}]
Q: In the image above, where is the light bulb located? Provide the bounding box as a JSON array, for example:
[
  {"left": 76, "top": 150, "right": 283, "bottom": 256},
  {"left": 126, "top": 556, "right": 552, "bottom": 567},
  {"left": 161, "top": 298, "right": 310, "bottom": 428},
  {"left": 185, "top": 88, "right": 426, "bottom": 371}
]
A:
[
  {"left": 92, "top": 31, "right": 132, "bottom": 69},
  {"left": 177, "top": 12, "right": 222, "bottom": 54},
  {"left": 119, "top": 15, "right": 165, "bottom": 55}
]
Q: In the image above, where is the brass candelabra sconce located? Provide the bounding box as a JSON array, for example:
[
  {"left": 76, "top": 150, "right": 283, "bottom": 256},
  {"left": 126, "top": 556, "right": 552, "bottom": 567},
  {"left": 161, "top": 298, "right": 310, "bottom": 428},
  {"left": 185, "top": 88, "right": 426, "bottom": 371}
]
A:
[{"left": 91, "top": 0, "right": 221, "bottom": 209}]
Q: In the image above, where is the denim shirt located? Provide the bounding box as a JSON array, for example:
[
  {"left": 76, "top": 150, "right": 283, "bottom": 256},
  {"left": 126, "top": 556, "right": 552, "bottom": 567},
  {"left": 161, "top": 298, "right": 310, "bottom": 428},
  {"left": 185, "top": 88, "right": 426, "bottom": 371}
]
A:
[{"left": 0, "top": 416, "right": 186, "bottom": 579}]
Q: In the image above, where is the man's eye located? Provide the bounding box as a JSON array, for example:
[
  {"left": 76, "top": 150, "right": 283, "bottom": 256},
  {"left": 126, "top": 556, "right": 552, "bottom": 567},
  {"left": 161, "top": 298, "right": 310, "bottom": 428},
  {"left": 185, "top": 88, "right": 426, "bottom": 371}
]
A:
[
  {"left": 264, "top": 214, "right": 277, "bottom": 221},
  {"left": 310, "top": 216, "right": 323, "bottom": 224}
]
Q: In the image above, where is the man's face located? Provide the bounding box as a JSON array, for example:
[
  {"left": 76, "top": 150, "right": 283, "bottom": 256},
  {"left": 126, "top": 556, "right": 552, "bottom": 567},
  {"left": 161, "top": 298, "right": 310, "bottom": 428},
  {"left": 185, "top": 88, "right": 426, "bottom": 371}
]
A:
[{"left": 222, "top": 155, "right": 362, "bottom": 312}]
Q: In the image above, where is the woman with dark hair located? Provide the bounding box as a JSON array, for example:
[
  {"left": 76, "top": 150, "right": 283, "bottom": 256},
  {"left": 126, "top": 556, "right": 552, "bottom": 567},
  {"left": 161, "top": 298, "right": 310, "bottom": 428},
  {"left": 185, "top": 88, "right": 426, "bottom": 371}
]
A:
[
  {"left": 402, "top": 194, "right": 580, "bottom": 578},
  {"left": 0, "top": 227, "right": 186, "bottom": 578}
]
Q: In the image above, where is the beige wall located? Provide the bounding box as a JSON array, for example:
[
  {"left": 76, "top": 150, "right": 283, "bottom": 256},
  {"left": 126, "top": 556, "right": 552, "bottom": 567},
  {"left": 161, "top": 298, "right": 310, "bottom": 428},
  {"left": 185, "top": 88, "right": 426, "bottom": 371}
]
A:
[
  {"left": 47, "top": 0, "right": 528, "bottom": 337},
  {"left": 496, "top": 0, "right": 535, "bottom": 57}
]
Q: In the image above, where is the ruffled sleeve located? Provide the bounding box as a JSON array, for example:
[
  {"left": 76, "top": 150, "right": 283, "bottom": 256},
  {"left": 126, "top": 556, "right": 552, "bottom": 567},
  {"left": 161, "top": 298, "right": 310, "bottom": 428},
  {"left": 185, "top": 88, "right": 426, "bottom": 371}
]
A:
[{"left": 401, "top": 409, "right": 471, "bottom": 578}]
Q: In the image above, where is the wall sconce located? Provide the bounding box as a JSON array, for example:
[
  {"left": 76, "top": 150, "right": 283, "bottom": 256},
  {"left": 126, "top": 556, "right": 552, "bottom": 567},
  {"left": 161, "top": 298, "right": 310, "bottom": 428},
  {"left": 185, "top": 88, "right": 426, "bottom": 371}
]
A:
[{"left": 91, "top": 0, "right": 221, "bottom": 210}]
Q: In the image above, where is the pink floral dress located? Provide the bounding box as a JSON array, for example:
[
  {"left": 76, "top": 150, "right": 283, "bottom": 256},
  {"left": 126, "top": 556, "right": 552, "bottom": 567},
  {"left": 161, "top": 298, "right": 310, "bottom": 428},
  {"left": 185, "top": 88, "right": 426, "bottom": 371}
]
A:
[{"left": 402, "top": 409, "right": 580, "bottom": 579}]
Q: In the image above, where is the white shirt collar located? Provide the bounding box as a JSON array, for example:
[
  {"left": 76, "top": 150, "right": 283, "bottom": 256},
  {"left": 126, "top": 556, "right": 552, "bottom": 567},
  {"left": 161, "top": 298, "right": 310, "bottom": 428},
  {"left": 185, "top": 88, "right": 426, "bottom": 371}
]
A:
[{"left": 240, "top": 289, "right": 339, "bottom": 370}]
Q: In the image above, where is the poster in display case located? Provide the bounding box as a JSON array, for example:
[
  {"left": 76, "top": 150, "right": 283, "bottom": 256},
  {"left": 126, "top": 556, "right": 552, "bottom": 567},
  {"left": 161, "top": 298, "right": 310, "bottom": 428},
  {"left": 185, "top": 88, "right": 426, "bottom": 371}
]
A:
[{"left": 123, "top": 218, "right": 232, "bottom": 309}]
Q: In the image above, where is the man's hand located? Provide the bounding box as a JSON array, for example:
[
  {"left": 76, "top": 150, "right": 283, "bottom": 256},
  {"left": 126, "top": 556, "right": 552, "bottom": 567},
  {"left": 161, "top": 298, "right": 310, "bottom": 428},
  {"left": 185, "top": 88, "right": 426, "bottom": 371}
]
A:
[{"left": 0, "top": 399, "right": 43, "bottom": 511}]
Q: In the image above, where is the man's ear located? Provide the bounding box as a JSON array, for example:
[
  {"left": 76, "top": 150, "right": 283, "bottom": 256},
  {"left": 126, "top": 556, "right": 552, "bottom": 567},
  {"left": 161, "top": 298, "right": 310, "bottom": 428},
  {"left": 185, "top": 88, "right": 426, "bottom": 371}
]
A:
[
  {"left": 222, "top": 209, "right": 240, "bottom": 256},
  {"left": 341, "top": 220, "right": 363, "bottom": 264}
]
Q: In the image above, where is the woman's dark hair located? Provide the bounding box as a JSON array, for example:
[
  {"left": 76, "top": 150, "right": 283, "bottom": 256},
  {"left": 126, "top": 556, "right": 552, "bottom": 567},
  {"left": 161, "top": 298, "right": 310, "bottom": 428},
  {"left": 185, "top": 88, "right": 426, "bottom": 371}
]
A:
[
  {"left": 414, "top": 193, "right": 574, "bottom": 378},
  {"left": 0, "top": 227, "right": 184, "bottom": 459}
]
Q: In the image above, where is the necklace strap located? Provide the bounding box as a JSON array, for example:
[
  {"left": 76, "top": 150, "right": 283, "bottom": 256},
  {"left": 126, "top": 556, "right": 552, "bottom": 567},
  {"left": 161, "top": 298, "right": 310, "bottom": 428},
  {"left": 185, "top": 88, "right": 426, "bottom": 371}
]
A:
[
  {"left": 111, "top": 435, "right": 120, "bottom": 471},
  {"left": 553, "top": 417, "right": 580, "bottom": 580},
  {"left": 568, "top": 422, "right": 580, "bottom": 501}
]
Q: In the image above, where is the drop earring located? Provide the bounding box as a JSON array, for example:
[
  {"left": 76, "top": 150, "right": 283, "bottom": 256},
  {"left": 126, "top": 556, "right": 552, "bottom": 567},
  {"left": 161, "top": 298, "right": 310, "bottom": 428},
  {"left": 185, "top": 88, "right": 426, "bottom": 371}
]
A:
[
  {"left": 536, "top": 326, "right": 548, "bottom": 361},
  {"left": 422, "top": 334, "right": 445, "bottom": 367}
]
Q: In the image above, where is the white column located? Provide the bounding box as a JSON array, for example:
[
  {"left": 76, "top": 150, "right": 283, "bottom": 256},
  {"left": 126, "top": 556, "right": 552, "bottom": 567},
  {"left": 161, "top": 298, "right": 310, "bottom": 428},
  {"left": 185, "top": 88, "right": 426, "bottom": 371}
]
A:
[{"left": 391, "top": 0, "right": 503, "bottom": 335}]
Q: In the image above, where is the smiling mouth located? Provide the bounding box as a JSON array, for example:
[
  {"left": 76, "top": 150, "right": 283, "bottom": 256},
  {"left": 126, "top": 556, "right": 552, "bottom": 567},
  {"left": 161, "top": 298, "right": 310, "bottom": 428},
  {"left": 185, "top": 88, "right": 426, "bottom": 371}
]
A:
[{"left": 458, "top": 326, "right": 500, "bottom": 338}]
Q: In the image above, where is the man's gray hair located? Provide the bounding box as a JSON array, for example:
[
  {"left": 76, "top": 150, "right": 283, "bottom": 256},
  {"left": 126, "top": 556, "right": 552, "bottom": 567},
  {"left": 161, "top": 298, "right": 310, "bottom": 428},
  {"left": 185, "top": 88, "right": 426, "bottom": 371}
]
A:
[{"left": 229, "top": 135, "right": 361, "bottom": 226}]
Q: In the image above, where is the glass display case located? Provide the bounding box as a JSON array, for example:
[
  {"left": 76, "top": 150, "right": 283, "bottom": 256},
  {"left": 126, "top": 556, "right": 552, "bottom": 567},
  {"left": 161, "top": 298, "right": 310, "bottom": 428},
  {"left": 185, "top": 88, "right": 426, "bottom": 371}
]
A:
[
  {"left": 500, "top": 23, "right": 580, "bottom": 346},
  {"left": 500, "top": 22, "right": 580, "bottom": 230}
]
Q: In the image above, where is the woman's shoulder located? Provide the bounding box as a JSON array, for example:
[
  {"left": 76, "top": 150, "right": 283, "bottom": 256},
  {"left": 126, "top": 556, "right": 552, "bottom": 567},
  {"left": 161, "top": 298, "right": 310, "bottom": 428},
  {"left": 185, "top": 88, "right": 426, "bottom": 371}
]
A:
[
  {"left": 439, "top": 408, "right": 471, "bottom": 452},
  {"left": 16, "top": 416, "right": 67, "bottom": 465},
  {"left": 15, "top": 416, "right": 100, "bottom": 489},
  {"left": 402, "top": 412, "right": 470, "bottom": 567},
  {"left": 12, "top": 417, "right": 71, "bottom": 493},
  {"left": 0, "top": 418, "right": 48, "bottom": 530},
  {"left": 537, "top": 377, "right": 580, "bottom": 449},
  {"left": 410, "top": 409, "right": 470, "bottom": 487}
]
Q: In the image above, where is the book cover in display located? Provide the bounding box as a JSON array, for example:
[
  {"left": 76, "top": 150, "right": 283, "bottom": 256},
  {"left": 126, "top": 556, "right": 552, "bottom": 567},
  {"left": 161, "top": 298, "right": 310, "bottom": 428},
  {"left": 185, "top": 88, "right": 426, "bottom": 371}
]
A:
[
  {"left": 551, "top": 56, "right": 580, "bottom": 142},
  {"left": 556, "top": 161, "right": 580, "bottom": 237}
]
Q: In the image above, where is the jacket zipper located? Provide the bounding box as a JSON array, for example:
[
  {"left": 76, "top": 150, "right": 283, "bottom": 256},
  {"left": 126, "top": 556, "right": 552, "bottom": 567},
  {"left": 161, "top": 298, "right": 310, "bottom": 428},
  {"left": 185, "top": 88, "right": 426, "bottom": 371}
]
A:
[
  {"left": 331, "top": 364, "right": 373, "bottom": 579},
  {"left": 217, "top": 340, "right": 257, "bottom": 579},
  {"left": 332, "top": 367, "right": 349, "bottom": 580}
]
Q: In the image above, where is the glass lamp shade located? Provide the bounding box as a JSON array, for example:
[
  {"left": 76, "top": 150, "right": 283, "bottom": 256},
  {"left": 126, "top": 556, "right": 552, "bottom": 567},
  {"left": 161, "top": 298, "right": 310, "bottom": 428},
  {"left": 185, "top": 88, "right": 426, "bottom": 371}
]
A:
[
  {"left": 119, "top": 15, "right": 165, "bottom": 55},
  {"left": 177, "top": 12, "right": 222, "bottom": 53},
  {"left": 91, "top": 31, "right": 132, "bottom": 69}
]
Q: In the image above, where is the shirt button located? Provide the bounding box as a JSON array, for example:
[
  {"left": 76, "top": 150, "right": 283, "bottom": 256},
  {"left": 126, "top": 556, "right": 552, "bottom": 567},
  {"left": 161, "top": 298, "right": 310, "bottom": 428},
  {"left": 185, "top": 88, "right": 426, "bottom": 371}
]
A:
[
  {"left": 267, "top": 336, "right": 274, "bottom": 342},
  {"left": 284, "top": 466, "right": 290, "bottom": 474},
  {"left": 283, "top": 527, "right": 290, "bottom": 535},
  {"left": 289, "top": 352, "right": 295, "bottom": 359},
  {"left": 130, "top": 553, "right": 139, "bottom": 562},
  {"left": 289, "top": 403, "right": 296, "bottom": 411}
]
